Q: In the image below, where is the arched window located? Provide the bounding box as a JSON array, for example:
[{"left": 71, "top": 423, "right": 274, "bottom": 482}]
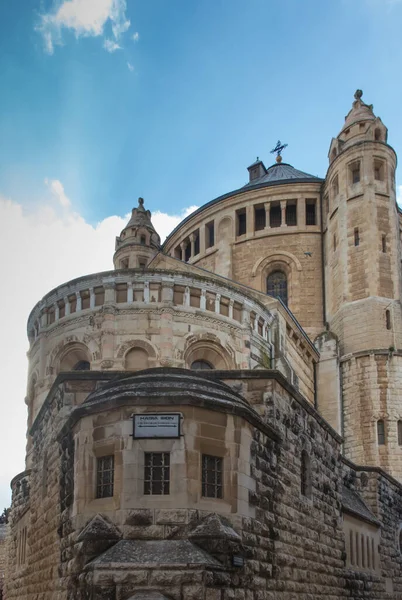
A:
[
  {"left": 59, "top": 346, "right": 91, "bottom": 372},
  {"left": 300, "top": 450, "right": 312, "bottom": 498},
  {"left": 72, "top": 360, "right": 90, "bottom": 371},
  {"left": 377, "top": 420, "right": 385, "bottom": 445},
  {"left": 267, "top": 271, "right": 288, "bottom": 305},
  {"left": 191, "top": 360, "right": 214, "bottom": 370}
]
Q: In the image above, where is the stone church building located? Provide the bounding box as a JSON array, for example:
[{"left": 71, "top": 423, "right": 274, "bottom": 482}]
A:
[{"left": 3, "top": 91, "right": 402, "bottom": 599}]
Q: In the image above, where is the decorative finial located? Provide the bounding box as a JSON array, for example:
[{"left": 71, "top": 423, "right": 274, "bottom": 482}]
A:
[
  {"left": 270, "top": 140, "right": 288, "bottom": 162},
  {"left": 256, "top": 156, "right": 259, "bottom": 161},
  {"left": 138, "top": 197, "right": 144, "bottom": 207},
  {"left": 354, "top": 89, "right": 363, "bottom": 100}
]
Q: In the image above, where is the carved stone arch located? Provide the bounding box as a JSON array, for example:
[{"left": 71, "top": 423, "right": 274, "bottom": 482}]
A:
[
  {"left": 252, "top": 251, "right": 301, "bottom": 313},
  {"left": 47, "top": 335, "right": 99, "bottom": 375},
  {"left": 252, "top": 251, "right": 302, "bottom": 277},
  {"left": 57, "top": 342, "right": 92, "bottom": 373},
  {"left": 183, "top": 332, "right": 235, "bottom": 369},
  {"left": 116, "top": 338, "right": 158, "bottom": 360}
]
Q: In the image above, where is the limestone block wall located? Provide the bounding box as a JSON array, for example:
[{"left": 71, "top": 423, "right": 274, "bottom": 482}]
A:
[
  {"left": 6, "top": 370, "right": 349, "bottom": 600},
  {"left": 342, "top": 353, "right": 402, "bottom": 480},
  {"left": 342, "top": 459, "right": 402, "bottom": 597},
  {"left": 0, "top": 524, "right": 6, "bottom": 599}
]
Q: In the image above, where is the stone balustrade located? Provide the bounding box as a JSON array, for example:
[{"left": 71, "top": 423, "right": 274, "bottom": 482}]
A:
[{"left": 27, "top": 270, "right": 275, "bottom": 346}]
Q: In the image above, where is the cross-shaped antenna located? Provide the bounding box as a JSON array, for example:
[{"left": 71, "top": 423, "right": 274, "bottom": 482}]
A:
[{"left": 270, "top": 140, "right": 288, "bottom": 158}]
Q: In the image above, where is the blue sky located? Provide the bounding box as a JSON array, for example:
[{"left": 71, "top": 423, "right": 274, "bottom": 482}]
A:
[
  {"left": 1, "top": 0, "right": 402, "bottom": 223},
  {"left": 0, "top": 0, "right": 402, "bottom": 508}
]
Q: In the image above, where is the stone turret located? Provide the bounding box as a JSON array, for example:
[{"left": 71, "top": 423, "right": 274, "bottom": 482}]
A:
[
  {"left": 113, "top": 197, "right": 161, "bottom": 269},
  {"left": 323, "top": 90, "right": 402, "bottom": 479}
]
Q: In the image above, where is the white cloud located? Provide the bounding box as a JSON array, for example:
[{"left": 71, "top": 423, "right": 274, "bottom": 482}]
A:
[
  {"left": 103, "top": 38, "right": 121, "bottom": 52},
  {"left": 132, "top": 31, "right": 139, "bottom": 42},
  {"left": 0, "top": 184, "right": 197, "bottom": 509},
  {"left": 37, "top": 0, "right": 130, "bottom": 54},
  {"left": 127, "top": 61, "right": 134, "bottom": 72},
  {"left": 397, "top": 185, "right": 402, "bottom": 207}
]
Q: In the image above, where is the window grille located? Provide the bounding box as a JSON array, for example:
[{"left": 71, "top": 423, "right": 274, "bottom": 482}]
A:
[
  {"left": 267, "top": 271, "right": 288, "bottom": 305},
  {"left": 254, "top": 206, "right": 266, "bottom": 231},
  {"left": 96, "top": 455, "right": 114, "bottom": 498},
  {"left": 191, "top": 360, "right": 214, "bottom": 370},
  {"left": 144, "top": 452, "right": 170, "bottom": 495},
  {"left": 377, "top": 420, "right": 385, "bottom": 445},
  {"left": 305, "top": 200, "right": 316, "bottom": 225},
  {"left": 202, "top": 454, "right": 223, "bottom": 498},
  {"left": 286, "top": 202, "right": 297, "bottom": 226},
  {"left": 270, "top": 203, "right": 281, "bottom": 227}
]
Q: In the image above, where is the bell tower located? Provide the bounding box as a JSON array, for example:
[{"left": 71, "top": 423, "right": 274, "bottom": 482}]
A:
[
  {"left": 323, "top": 90, "right": 402, "bottom": 479},
  {"left": 113, "top": 197, "right": 161, "bottom": 269}
]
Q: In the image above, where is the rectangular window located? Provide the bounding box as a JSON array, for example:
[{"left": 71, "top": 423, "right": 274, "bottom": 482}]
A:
[
  {"left": 202, "top": 454, "right": 223, "bottom": 498},
  {"left": 205, "top": 221, "right": 214, "bottom": 248},
  {"left": 377, "top": 420, "right": 385, "bottom": 445},
  {"left": 374, "top": 159, "right": 384, "bottom": 181},
  {"left": 236, "top": 209, "right": 247, "bottom": 236},
  {"left": 382, "top": 235, "right": 387, "bottom": 253},
  {"left": 286, "top": 201, "right": 297, "bottom": 226},
  {"left": 254, "top": 205, "right": 266, "bottom": 231},
  {"left": 270, "top": 203, "right": 281, "bottom": 228},
  {"left": 350, "top": 161, "right": 361, "bottom": 184},
  {"left": 184, "top": 240, "right": 191, "bottom": 262},
  {"left": 194, "top": 229, "right": 200, "bottom": 255},
  {"left": 306, "top": 199, "right": 316, "bottom": 226},
  {"left": 332, "top": 175, "right": 339, "bottom": 197},
  {"left": 144, "top": 452, "right": 170, "bottom": 495},
  {"left": 96, "top": 455, "right": 114, "bottom": 499},
  {"left": 354, "top": 228, "right": 360, "bottom": 246},
  {"left": 398, "top": 421, "right": 402, "bottom": 446}
]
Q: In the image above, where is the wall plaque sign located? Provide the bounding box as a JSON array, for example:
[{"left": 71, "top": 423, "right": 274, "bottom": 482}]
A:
[{"left": 132, "top": 413, "right": 181, "bottom": 439}]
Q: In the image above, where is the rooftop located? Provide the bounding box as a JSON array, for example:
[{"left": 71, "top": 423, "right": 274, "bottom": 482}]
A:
[{"left": 244, "top": 161, "right": 321, "bottom": 187}]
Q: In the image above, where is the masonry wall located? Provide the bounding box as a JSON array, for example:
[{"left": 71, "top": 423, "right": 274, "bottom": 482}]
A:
[
  {"left": 0, "top": 524, "right": 6, "bottom": 599},
  {"left": 342, "top": 353, "right": 402, "bottom": 481}
]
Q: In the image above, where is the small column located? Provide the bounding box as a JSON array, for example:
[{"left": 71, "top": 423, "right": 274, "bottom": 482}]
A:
[
  {"left": 183, "top": 286, "right": 190, "bottom": 307},
  {"left": 215, "top": 293, "right": 221, "bottom": 314},
  {"left": 246, "top": 204, "right": 254, "bottom": 235},
  {"left": 280, "top": 200, "right": 287, "bottom": 227},
  {"left": 144, "top": 281, "right": 150, "bottom": 303},
  {"left": 76, "top": 291, "right": 82, "bottom": 312},
  {"left": 89, "top": 288, "right": 95, "bottom": 309},
  {"left": 254, "top": 315, "right": 259, "bottom": 333},
  {"left": 299, "top": 197, "right": 306, "bottom": 229},
  {"left": 55, "top": 304, "right": 60, "bottom": 321},
  {"left": 127, "top": 282, "right": 133, "bottom": 303},
  {"left": 264, "top": 202, "right": 271, "bottom": 230},
  {"left": 40, "top": 309, "right": 48, "bottom": 328},
  {"left": 200, "top": 225, "right": 206, "bottom": 255},
  {"left": 180, "top": 242, "right": 186, "bottom": 261},
  {"left": 200, "top": 289, "right": 207, "bottom": 310},
  {"left": 229, "top": 299, "right": 234, "bottom": 319},
  {"left": 189, "top": 234, "right": 195, "bottom": 259},
  {"left": 64, "top": 297, "right": 71, "bottom": 316},
  {"left": 262, "top": 321, "right": 268, "bottom": 340},
  {"left": 241, "top": 304, "right": 251, "bottom": 326}
]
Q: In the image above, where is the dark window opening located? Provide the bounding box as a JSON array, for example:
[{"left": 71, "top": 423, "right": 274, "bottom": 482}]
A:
[
  {"left": 144, "top": 452, "right": 170, "bottom": 495},
  {"left": 334, "top": 234, "right": 337, "bottom": 251},
  {"left": 139, "top": 260, "right": 147, "bottom": 269},
  {"left": 96, "top": 455, "right": 114, "bottom": 498},
  {"left": 354, "top": 228, "right": 360, "bottom": 246},
  {"left": 237, "top": 209, "right": 247, "bottom": 236},
  {"left": 350, "top": 162, "right": 361, "bottom": 184},
  {"left": 286, "top": 202, "right": 297, "bottom": 226},
  {"left": 270, "top": 203, "right": 281, "bottom": 228},
  {"left": 206, "top": 221, "right": 215, "bottom": 248},
  {"left": 382, "top": 235, "right": 387, "bottom": 253},
  {"left": 374, "top": 159, "right": 384, "bottom": 181},
  {"left": 140, "top": 235, "right": 146, "bottom": 245},
  {"left": 202, "top": 454, "right": 223, "bottom": 498},
  {"left": 306, "top": 200, "right": 316, "bottom": 226},
  {"left": 73, "top": 360, "right": 90, "bottom": 371},
  {"left": 174, "top": 246, "right": 181, "bottom": 259},
  {"left": 120, "top": 258, "right": 129, "bottom": 269},
  {"left": 267, "top": 271, "right": 288, "bottom": 305},
  {"left": 386, "top": 309, "right": 391, "bottom": 330},
  {"left": 184, "top": 242, "right": 191, "bottom": 262},
  {"left": 398, "top": 421, "right": 402, "bottom": 446},
  {"left": 300, "top": 450, "right": 312, "bottom": 498},
  {"left": 194, "top": 230, "right": 200, "bottom": 255},
  {"left": 191, "top": 360, "right": 214, "bottom": 370},
  {"left": 254, "top": 206, "right": 266, "bottom": 231},
  {"left": 377, "top": 420, "right": 385, "bottom": 445},
  {"left": 375, "top": 128, "right": 381, "bottom": 141}
]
